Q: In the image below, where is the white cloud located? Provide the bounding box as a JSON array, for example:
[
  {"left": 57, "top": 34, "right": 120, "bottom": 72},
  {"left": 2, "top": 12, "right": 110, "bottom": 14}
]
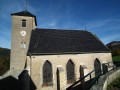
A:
[
  {"left": 85, "top": 20, "right": 107, "bottom": 29},
  {"left": 48, "top": 21, "right": 57, "bottom": 27}
]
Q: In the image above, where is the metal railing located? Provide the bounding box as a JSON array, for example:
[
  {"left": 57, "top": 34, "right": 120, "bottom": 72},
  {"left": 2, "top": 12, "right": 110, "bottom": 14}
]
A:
[
  {"left": 67, "top": 62, "right": 116, "bottom": 90},
  {"left": 66, "top": 70, "right": 97, "bottom": 90}
]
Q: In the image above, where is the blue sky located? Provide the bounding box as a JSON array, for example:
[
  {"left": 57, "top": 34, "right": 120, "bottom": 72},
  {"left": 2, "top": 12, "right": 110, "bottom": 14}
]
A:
[{"left": 0, "top": 0, "right": 120, "bottom": 49}]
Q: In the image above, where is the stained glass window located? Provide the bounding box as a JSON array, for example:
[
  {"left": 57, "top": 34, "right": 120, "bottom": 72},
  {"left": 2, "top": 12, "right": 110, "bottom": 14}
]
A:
[
  {"left": 66, "top": 60, "right": 75, "bottom": 83},
  {"left": 94, "top": 59, "right": 102, "bottom": 76},
  {"left": 43, "top": 61, "right": 53, "bottom": 86}
]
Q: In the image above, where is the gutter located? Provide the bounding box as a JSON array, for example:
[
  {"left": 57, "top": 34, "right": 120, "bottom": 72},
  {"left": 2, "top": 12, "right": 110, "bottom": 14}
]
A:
[{"left": 27, "top": 51, "right": 111, "bottom": 56}]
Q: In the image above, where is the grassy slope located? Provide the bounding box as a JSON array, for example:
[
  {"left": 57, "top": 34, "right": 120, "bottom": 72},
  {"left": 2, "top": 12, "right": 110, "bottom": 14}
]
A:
[
  {"left": 112, "top": 55, "right": 120, "bottom": 62},
  {"left": 107, "top": 75, "right": 120, "bottom": 90},
  {"left": 107, "top": 55, "right": 120, "bottom": 90}
]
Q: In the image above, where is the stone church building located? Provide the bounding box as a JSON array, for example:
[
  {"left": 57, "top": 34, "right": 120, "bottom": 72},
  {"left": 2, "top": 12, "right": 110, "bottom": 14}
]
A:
[{"left": 10, "top": 10, "right": 113, "bottom": 90}]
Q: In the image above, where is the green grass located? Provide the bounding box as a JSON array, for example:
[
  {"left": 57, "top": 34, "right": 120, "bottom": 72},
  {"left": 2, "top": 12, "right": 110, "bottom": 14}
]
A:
[
  {"left": 107, "top": 75, "right": 120, "bottom": 90},
  {"left": 107, "top": 55, "right": 120, "bottom": 90},
  {"left": 112, "top": 55, "right": 120, "bottom": 62}
]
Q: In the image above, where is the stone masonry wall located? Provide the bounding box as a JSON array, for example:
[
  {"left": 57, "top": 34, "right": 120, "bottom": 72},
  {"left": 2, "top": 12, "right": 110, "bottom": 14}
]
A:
[
  {"left": 10, "top": 15, "right": 36, "bottom": 75},
  {"left": 27, "top": 53, "right": 112, "bottom": 90}
]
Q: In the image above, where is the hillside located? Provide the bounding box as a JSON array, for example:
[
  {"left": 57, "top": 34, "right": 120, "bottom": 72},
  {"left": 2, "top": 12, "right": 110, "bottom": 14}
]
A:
[
  {"left": 0, "top": 47, "right": 10, "bottom": 75},
  {"left": 106, "top": 41, "right": 120, "bottom": 56}
]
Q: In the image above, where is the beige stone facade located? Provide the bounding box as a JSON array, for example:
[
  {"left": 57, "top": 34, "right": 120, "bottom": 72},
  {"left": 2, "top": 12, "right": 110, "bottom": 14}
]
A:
[
  {"left": 26, "top": 53, "right": 112, "bottom": 90},
  {"left": 10, "top": 15, "right": 36, "bottom": 74}
]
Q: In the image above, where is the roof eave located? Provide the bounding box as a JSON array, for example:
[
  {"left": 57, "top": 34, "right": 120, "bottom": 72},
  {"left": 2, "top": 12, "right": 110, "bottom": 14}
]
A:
[{"left": 27, "top": 51, "right": 111, "bottom": 56}]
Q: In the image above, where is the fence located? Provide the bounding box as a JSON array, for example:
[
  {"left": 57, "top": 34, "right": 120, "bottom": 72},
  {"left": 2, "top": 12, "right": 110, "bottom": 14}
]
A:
[{"left": 66, "top": 61, "right": 116, "bottom": 90}]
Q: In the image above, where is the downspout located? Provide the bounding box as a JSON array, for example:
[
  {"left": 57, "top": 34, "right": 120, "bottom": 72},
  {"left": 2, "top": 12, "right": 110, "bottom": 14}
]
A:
[
  {"left": 28, "top": 53, "right": 32, "bottom": 90},
  {"left": 29, "top": 54, "right": 32, "bottom": 76}
]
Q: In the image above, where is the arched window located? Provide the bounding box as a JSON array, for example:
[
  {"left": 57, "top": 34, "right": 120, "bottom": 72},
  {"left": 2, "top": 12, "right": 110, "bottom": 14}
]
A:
[
  {"left": 66, "top": 60, "right": 75, "bottom": 83},
  {"left": 94, "top": 58, "right": 102, "bottom": 77},
  {"left": 22, "top": 19, "right": 26, "bottom": 27},
  {"left": 43, "top": 60, "right": 53, "bottom": 86}
]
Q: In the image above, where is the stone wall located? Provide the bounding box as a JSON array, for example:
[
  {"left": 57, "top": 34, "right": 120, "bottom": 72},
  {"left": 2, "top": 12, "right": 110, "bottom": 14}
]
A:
[
  {"left": 90, "top": 67, "right": 120, "bottom": 90},
  {"left": 10, "top": 15, "right": 36, "bottom": 73},
  {"left": 27, "top": 52, "right": 112, "bottom": 90}
]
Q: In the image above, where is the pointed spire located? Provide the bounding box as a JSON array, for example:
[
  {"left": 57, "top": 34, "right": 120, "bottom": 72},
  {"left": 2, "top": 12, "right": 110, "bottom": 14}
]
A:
[
  {"left": 85, "top": 26, "right": 86, "bottom": 30},
  {"left": 25, "top": 0, "right": 28, "bottom": 12}
]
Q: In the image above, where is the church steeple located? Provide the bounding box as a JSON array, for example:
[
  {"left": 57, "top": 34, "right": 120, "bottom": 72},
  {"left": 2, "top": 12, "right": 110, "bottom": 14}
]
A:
[{"left": 10, "top": 10, "right": 37, "bottom": 74}]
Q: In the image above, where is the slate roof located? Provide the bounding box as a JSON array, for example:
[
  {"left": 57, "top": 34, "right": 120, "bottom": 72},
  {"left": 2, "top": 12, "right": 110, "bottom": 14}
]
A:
[
  {"left": 28, "top": 28, "right": 110, "bottom": 55},
  {"left": 11, "top": 11, "right": 37, "bottom": 26}
]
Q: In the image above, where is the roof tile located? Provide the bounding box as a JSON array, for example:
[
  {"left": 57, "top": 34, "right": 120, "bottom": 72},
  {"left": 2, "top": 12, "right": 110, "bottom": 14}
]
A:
[{"left": 28, "top": 28, "right": 110, "bottom": 55}]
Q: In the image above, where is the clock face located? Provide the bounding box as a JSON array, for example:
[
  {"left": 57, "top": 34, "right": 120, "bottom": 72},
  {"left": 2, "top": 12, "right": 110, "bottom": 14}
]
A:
[{"left": 20, "top": 31, "right": 26, "bottom": 36}]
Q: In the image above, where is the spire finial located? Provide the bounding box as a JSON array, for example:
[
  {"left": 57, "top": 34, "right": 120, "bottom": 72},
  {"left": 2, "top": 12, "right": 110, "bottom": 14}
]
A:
[
  {"left": 85, "top": 26, "right": 86, "bottom": 30},
  {"left": 25, "top": 0, "right": 28, "bottom": 11}
]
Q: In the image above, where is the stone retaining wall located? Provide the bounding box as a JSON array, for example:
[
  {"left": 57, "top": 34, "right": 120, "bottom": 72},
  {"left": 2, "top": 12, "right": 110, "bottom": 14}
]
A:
[{"left": 90, "top": 67, "right": 120, "bottom": 90}]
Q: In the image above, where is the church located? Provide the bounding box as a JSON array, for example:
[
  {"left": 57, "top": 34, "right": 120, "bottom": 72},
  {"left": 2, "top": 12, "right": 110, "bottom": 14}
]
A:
[{"left": 10, "top": 10, "right": 113, "bottom": 90}]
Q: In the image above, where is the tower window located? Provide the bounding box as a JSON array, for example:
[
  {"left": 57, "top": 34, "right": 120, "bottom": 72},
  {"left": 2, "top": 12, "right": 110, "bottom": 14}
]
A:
[
  {"left": 22, "top": 19, "right": 26, "bottom": 27},
  {"left": 21, "top": 42, "right": 26, "bottom": 48}
]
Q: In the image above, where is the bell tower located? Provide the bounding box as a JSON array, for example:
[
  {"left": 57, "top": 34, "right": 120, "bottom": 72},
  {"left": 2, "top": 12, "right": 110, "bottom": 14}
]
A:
[{"left": 10, "top": 11, "right": 37, "bottom": 74}]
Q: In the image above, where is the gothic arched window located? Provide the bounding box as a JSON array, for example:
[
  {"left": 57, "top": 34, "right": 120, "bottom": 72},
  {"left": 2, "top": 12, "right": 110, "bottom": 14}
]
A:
[
  {"left": 43, "top": 60, "right": 53, "bottom": 86},
  {"left": 22, "top": 19, "right": 26, "bottom": 27},
  {"left": 94, "top": 58, "right": 102, "bottom": 76},
  {"left": 66, "top": 60, "right": 75, "bottom": 83}
]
